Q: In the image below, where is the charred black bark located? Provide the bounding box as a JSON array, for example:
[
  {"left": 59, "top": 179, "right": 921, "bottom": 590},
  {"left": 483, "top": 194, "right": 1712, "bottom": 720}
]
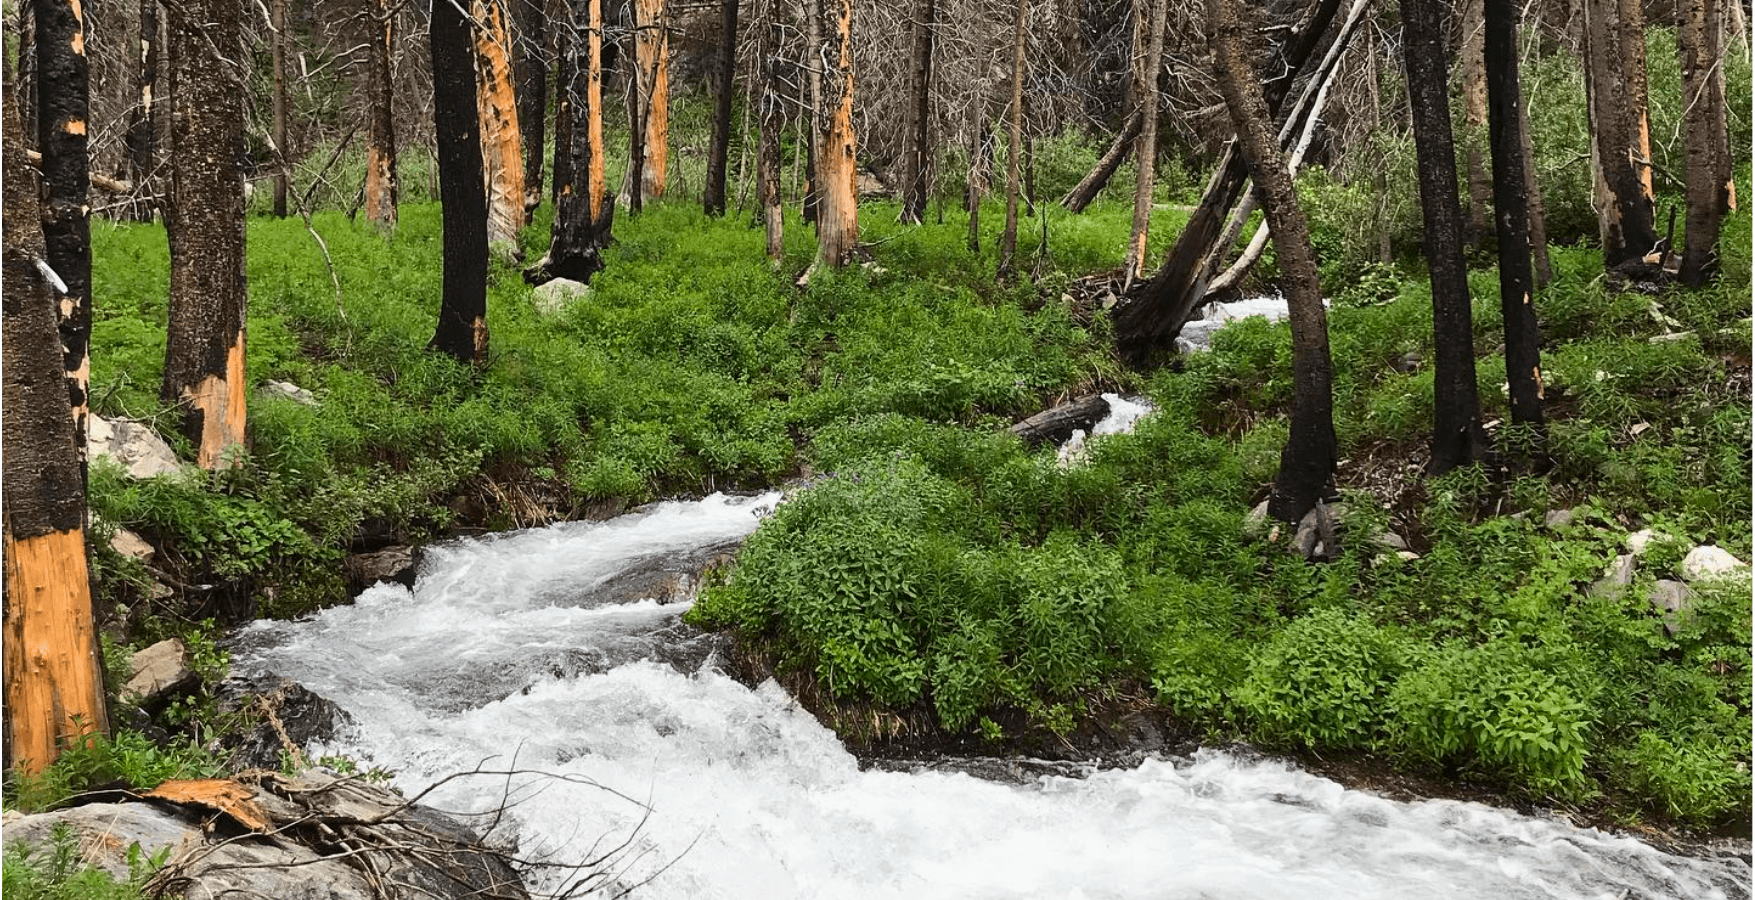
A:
[
  {"left": 1211, "top": 0, "right": 1334, "bottom": 524},
  {"left": 1678, "top": 0, "right": 1730, "bottom": 285},
  {"left": 125, "top": 0, "right": 157, "bottom": 222},
  {"left": 898, "top": 0, "right": 935, "bottom": 224},
  {"left": 517, "top": 0, "right": 550, "bottom": 221},
  {"left": 703, "top": 0, "right": 740, "bottom": 216},
  {"left": 1404, "top": 0, "right": 1489, "bottom": 476},
  {"left": 33, "top": 0, "right": 91, "bottom": 474},
  {"left": 551, "top": 11, "right": 575, "bottom": 207},
  {"left": 430, "top": 0, "right": 491, "bottom": 363},
  {"left": 529, "top": 0, "right": 613, "bottom": 286},
  {"left": 1061, "top": 108, "right": 1141, "bottom": 214},
  {"left": 1485, "top": 0, "right": 1545, "bottom": 432}
]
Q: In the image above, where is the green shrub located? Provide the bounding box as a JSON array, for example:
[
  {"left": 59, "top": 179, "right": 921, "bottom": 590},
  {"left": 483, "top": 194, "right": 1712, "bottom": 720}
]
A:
[
  {"left": 1237, "top": 608, "right": 1408, "bottom": 751},
  {"left": 7, "top": 731, "right": 222, "bottom": 814},
  {"left": 3, "top": 824, "right": 163, "bottom": 900}
]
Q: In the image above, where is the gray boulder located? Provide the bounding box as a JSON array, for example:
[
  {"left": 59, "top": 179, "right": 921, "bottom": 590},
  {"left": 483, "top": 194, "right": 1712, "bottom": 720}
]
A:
[
  {"left": 1681, "top": 545, "right": 1748, "bottom": 582},
  {"left": 88, "top": 415, "right": 182, "bottom": 479},
  {"left": 124, "top": 639, "right": 197, "bottom": 706},
  {"left": 260, "top": 380, "right": 318, "bottom": 406},
  {"left": 532, "top": 277, "right": 591, "bottom": 316},
  {"left": 345, "top": 545, "right": 417, "bottom": 597},
  {"left": 1649, "top": 579, "right": 1695, "bottom": 637},
  {"left": 217, "top": 676, "right": 356, "bottom": 771}
]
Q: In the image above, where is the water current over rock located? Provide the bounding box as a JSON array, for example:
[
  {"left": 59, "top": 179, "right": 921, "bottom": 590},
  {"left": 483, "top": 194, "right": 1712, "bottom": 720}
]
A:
[{"left": 231, "top": 487, "right": 1748, "bottom": 899}]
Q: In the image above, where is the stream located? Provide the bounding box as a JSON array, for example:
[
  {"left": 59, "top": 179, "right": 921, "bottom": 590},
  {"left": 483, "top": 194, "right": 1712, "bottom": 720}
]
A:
[{"left": 228, "top": 400, "right": 1750, "bottom": 899}]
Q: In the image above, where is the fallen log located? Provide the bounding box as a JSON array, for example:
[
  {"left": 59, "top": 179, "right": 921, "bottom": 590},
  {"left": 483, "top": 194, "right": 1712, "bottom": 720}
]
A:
[{"left": 1008, "top": 394, "right": 1110, "bottom": 447}]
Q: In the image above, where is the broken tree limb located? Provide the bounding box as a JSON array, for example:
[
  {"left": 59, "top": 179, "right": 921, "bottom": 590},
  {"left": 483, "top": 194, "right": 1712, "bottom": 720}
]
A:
[
  {"left": 1007, "top": 394, "right": 1111, "bottom": 447},
  {"left": 24, "top": 149, "right": 132, "bottom": 193},
  {"left": 1062, "top": 108, "right": 1144, "bottom": 214}
]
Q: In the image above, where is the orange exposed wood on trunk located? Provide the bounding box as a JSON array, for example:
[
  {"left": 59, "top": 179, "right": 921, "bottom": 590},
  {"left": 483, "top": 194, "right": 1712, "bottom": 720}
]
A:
[
  {"left": 587, "top": 0, "right": 606, "bottom": 221},
  {"left": 4, "top": 527, "right": 108, "bottom": 774},
  {"left": 186, "top": 332, "right": 247, "bottom": 469},
  {"left": 635, "top": 0, "right": 669, "bottom": 199},
  {"left": 474, "top": 0, "right": 525, "bottom": 249},
  {"left": 144, "top": 779, "right": 271, "bottom": 832},
  {"left": 814, "top": 0, "right": 858, "bottom": 269}
]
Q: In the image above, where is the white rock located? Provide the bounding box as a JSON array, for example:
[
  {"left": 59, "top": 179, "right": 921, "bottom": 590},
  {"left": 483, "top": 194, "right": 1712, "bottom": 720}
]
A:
[
  {"left": 1681, "top": 545, "right": 1749, "bottom": 582},
  {"left": 88, "top": 415, "right": 183, "bottom": 479},
  {"left": 532, "top": 278, "right": 591, "bottom": 316},
  {"left": 1543, "top": 508, "right": 1575, "bottom": 530},
  {"left": 260, "top": 380, "right": 317, "bottom": 406},
  {"left": 1626, "top": 529, "right": 1659, "bottom": 556},
  {"left": 109, "top": 528, "right": 154, "bottom": 563},
  {"left": 1396, "top": 550, "right": 1421, "bottom": 562}
]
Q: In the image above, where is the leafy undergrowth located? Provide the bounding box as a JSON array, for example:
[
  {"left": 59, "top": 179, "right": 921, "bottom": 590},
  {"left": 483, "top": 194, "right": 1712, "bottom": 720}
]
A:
[{"left": 689, "top": 205, "right": 1754, "bottom": 832}]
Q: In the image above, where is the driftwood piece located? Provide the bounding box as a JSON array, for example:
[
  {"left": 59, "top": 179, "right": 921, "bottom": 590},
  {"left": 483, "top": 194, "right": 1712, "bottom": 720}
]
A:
[{"left": 1008, "top": 394, "right": 1110, "bottom": 447}]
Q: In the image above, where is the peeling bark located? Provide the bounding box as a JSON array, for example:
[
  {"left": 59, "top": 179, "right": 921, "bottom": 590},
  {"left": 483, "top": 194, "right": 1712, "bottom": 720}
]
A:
[
  {"left": 475, "top": 0, "right": 526, "bottom": 252},
  {"left": 812, "top": 0, "right": 858, "bottom": 270},
  {"left": 364, "top": 0, "right": 399, "bottom": 231},
  {"left": 33, "top": 0, "right": 92, "bottom": 478},
  {"left": 1581, "top": 0, "right": 1658, "bottom": 266}
]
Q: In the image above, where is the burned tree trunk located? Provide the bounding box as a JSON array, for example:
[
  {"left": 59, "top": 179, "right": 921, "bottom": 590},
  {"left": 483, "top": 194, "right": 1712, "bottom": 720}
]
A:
[
  {"left": 1404, "top": 0, "right": 1488, "bottom": 475},
  {"left": 271, "top": 0, "right": 289, "bottom": 217},
  {"left": 528, "top": 0, "right": 613, "bottom": 285},
  {"left": 1459, "top": 0, "right": 1491, "bottom": 247},
  {"left": 1486, "top": 0, "right": 1544, "bottom": 431},
  {"left": 516, "top": 0, "right": 549, "bottom": 221},
  {"left": 1678, "top": 0, "right": 1731, "bottom": 285},
  {"left": 898, "top": 0, "right": 936, "bottom": 224},
  {"left": 475, "top": 0, "right": 526, "bottom": 253},
  {"left": 551, "top": 8, "right": 574, "bottom": 207},
  {"left": 34, "top": 0, "right": 93, "bottom": 475},
  {"left": 364, "top": 0, "right": 399, "bottom": 231},
  {"left": 703, "top": 0, "right": 739, "bottom": 216},
  {"left": 1581, "top": 0, "right": 1658, "bottom": 267},
  {"left": 997, "top": 0, "right": 1027, "bottom": 279},
  {"left": 1113, "top": 0, "right": 1344, "bottom": 363},
  {"left": 1007, "top": 394, "right": 1111, "bottom": 447},
  {"left": 811, "top": 0, "right": 858, "bottom": 270},
  {"left": 1210, "top": 0, "right": 1334, "bottom": 523},
  {"left": 163, "top": 0, "right": 248, "bottom": 469},
  {"left": 1124, "top": 0, "right": 1167, "bottom": 287},
  {"left": 432, "top": 0, "right": 492, "bottom": 363},
  {"left": 1060, "top": 108, "right": 1141, "bottom": 213},
  {"left": 3, "top": 98, "right": 110, "bottom": 775},
  {"left": 125, "top": 0, "right": 157, "bottom": 222},
  {"left": 757, "top": 0, "right": 785, "bottom": 260}
]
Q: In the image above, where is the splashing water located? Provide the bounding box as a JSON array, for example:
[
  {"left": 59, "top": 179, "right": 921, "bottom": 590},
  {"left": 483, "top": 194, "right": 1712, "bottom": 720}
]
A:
[{"left": 230, "top": 492, "right": 1749, "bottom": 900}]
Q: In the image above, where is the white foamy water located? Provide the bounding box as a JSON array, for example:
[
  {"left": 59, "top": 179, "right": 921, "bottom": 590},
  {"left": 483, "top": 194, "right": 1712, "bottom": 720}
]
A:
[
  {"left": 1058, "top": 393, "right": 1157, "bottom": 465},
  {"left": 230, "top": 492, "right": 1749, "bottom": 900},
  {"left": 1176, "top": 294, "right": 1302, "bottom": 353}
]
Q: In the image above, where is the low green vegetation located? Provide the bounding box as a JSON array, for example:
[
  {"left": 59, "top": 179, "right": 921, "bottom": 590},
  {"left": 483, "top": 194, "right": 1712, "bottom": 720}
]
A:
[{"left": 3, "top": 824, "right": 163, "bottom": 900}]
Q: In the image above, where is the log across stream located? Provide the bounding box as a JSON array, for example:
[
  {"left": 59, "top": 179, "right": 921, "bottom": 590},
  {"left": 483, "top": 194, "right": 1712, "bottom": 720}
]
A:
[{"left": 229, "top": 409, "right": 1748, "bottom": 899}]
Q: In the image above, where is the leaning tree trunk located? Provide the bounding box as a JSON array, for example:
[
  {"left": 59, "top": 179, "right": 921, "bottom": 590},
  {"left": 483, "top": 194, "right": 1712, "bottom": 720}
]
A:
[
  {"left": 703, "top": 0, "right": 739, "bottom": 215},
  {"left": 898, "top": 0, "right": 935, "bottom": 224},
  {"left": 3, "top": 98, "right": 110, "bottom": 776},
  {"left": 997, "top": 0, "right": 1027, "bottom": 280},
  {"left": 811, "top": 0, "right": 858, "bottom": 271},
  {"left": 1060, "top": 108, "right": 1141, "bottom": 213},
  {"left": 364, "top": 0, "right": 399, "bottom": 231},
  {"left": 528, "top": 0, "right": 613, "bottom": 285},
  {"left": 432, "top": 0, "right": 492, "bottom": 363},
  {"left": 163, "top": 0, "right": 248, "bottom": 470},
  {"left": 1581, "top": 0, "right": 1658, "bottom": 267},
  {"left": 1404, "top": 0, "right": 1489, "bottom": 476},
  {"left": 34, "top": 0, "right": 93, "bottom": 478},
  {"left": 1486, "top": 0, "right": 1544, "bottom": 431},
  {"left": 1210, "top": 0, "right": 1334, "bottom": 524},
  {"left": 1678, "top": 0, "right": 1731, "bottom": 285},
  {"left": 516, "top": 0, "right": 549, "bottom": 221},
  {"left": 270, "top": 0, "right": 289, "bottom": 217},
  {"left": 124, "top": 0, "right": 157, "bottom": 222},
  {"left": 1114, "top": 0, "right": 1344, "bottom": 363},
  {"left": 1123, "top": 0, "right": 1167, "bottom": 288},
  {"left": 475, "top": 0, "right": 526, "bottom": 254},
  {"left": 757, "top": 0, "right": 785, "bottom": 260}
]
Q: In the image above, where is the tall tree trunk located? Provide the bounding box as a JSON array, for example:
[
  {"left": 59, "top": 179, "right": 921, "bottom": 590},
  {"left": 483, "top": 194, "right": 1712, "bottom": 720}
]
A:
[
  {"left": 1405, "top": 0, "right": 1489, "bottom": 476},
  {"left": 757, "top": 0, "right": 785, "bottom": 260},
  {"left": 898, "top": 0, "right": 935, "bottom": 224},
  {"left": 1114, "top": 0, "right": 1344, "bottom": 363},
  {"left": 125, "top": 0, "right": 157, "bottom": 223},
  {"left": 163, "top": 0, "right": 248, "bottom": 470},
  {"left": 1517, "top": 82, "right": 1553, "bottom": 287},
  {"left": 475, "top": 0, "right": 526, "bottom": 253},
  {"left": 17, "top": 2, "right": 37, "bottom": 149},
  {"left": 364, "top": 0, "right": 399, "bottom": 231},
  {"left": 703, "top": 0, "right": 739, "bottom": 215},
  {"left": 800, "top": 0, "right": 824, "bottom": 225},
  {"left": 1123, "top": 0, "right": 1166, "bottom": 288},
  {"left": 529, "top": 0, "right": 613, "bottom": 284},
  {"left": 432, "top": 0, "right": 492, "bottom": 363},
  {"left": 811, "top": 0, "right": 857, "bottom": 270},
  {"left": 271, "top": 0, "right": 289, "bottom": 217},
  {"left": 3, "top": 98, "right": 109, "bottom": 775},
  {"left": 997, "top": 0, "right": 1027, "bottom": 279},
  {"left": 1060, "top": 108, "right": 1141, "bottom": 213},
  {"left": 1210, "top": 0, "right": 1334, "bottom": 524},
  {"left": 1678, "top": 0, "right": 1730, "bottom": 285},
  {"left": 551, "top": 8, "right": 575, "bottom": 207},
  {"left": 33, "top": 0, "right": 92, "bottom": 478},
  {"left": 1581, "top": 0, "right": 1658, "bottom": 266},
  {"left": 628, "top": 0, "right": 669, "bottom": 203},
  {"left": 516, "top": 0, "right": 549, "bottom": 222},
  {"left": 1486, "top": 0, "right": 1545, "bottom": 431},
  {"left": 1459, "top": 0, "right": 1492, "bottom": 247},
  {"left": 965, "top": 101, "right": 988, "bottom": 252}
]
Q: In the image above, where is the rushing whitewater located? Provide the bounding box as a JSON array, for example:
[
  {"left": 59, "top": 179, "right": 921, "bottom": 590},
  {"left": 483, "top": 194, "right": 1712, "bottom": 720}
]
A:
[{"left": 231, "top": 492, "right": 1748, "bottom": 900}]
